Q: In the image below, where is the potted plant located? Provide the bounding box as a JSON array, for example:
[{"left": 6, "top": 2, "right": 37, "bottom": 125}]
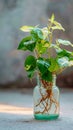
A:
[{"left": 17, "top": 14, "right": 73, "bottom": 120}]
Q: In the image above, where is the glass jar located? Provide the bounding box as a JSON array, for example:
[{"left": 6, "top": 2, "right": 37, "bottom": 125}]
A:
[{"left": 33, "top": 75, "right": 60, "bottom": 120}]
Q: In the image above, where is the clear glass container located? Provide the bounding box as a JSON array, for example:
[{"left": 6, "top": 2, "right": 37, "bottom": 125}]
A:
[{"left": 33, "top": 75, "right": 60, "bottom": 120}]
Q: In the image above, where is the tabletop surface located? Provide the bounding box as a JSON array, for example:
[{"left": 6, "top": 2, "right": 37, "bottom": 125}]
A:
[{"left": 0, "top": 88, "right": 73, "bottom": 130}]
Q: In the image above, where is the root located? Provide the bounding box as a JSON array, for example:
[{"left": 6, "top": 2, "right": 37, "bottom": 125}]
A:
[
  {"left": 35, "top": 79, "right": 59, "bottom": 114},
  {"left": 36, "top": 88, "right": 49, "bottom": 113},
  {"left": 50, "top": 93, "right": 59, "bottom": 113}
]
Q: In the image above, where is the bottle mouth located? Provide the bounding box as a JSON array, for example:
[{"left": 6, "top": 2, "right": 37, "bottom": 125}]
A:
[{"left": 37, "top": 74, "right": 56, "bottom": 89}]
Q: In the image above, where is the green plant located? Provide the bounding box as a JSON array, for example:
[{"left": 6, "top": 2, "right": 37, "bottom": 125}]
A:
[{"left": 17, "top": 14, "right": 73, "bottom": 82}]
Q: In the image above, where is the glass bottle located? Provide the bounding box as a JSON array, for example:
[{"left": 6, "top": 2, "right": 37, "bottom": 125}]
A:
[{"left": 33, "top": 75, "right": 60, "bottom": 120}]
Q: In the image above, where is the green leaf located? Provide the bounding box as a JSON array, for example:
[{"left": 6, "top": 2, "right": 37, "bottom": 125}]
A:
[
  {"left": 41, "top": 70, "right": 53, "bottom": 82},
  {"left": 48, "top": 58, "right": 60, "bottom": 72},
  {"left": 17, "top": 36, "right": 36, "bottom": 51},
  {"left": 36, "top": 40, "right": 49, "bottom": 54},
  {"left": 36, "top": 43, "right": 47, "bottom": 54},
  {"left": 37, "top": 57, "right": 50, "bottom": 74},
  {"left": 20, "top": 26, "right": 34, "bottom": 32},
  {"left": 24, "top": 40, "right": 36, "bottom": 51},
  {"left": 50, "top": 14, "right": 55, "bottom": 22},
  {"left": 48, "top": 15, "right": 65, "bottom": 31},
  {"left": 57, "top": 39, "right": 73, "bottom": 46},
  {"left": 52, "top": 21, "right": 65, "bottom": 31},
  {"left": 57, "top": 57, "right": 69, "bottom": 67},
  {"left": 31, "top": 28, "right": 44, "bottom": 41},
  {"left": 51, "top": 25, "right": 65, "bottom": 31},
  {"left": 27, "top": 70, "right": 35, "bottom": 78},
  {"left": 17, "top": 36, "right": 31, "bottom": 50},
  {"left": 25, "top": 55, "right": 36, "bottom": 71},
  {"left": 24, "top": 55, "right": 36, "bottom": 78},
  {"left": 56, "top": 49, "right": 73, "bottom": 59},
  {"left": 69, "top": 57, "right": 73, "bottom": 61}
]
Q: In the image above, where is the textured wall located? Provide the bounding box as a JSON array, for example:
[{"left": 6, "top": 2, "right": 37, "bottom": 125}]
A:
[
  {"left": 0, "top": 0, "right": 48, "bottom": 86},
  {"left": 0, "top": 0, "right": 73, "bottom": 87}
]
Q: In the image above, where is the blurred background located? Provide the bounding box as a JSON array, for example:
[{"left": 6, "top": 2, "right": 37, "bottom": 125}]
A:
[{"left": 0, "top": 0, "right": 73, "bottom": 89}]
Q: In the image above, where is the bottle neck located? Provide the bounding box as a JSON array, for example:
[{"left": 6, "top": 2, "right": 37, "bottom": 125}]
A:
[
  {"left": 37, "top": 74, "right": 56, "bottom": 88},
  {"left": 52, "top": 74, "right": 56, "bottom": 87},
  {"left": 37, "top": 75, "right": 41, "bottom": 87}
]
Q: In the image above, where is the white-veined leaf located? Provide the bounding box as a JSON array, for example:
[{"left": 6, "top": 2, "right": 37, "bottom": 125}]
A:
[
  {"left": 69, "top": 61, "right": 73, "bottom": 66},
  {"left": 20, "top": 26, "right": 34, "bottom": 32},
  {"left": 57, "top": 39, "right": 73, "bottom": 46},
  {"left": 57, "top": 57, "right": 69, "bottom": 67}
]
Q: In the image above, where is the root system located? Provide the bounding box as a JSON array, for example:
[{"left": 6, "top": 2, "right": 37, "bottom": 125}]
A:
[{"left": 35, "top": 79, "right": 59, "bottom": 114}]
